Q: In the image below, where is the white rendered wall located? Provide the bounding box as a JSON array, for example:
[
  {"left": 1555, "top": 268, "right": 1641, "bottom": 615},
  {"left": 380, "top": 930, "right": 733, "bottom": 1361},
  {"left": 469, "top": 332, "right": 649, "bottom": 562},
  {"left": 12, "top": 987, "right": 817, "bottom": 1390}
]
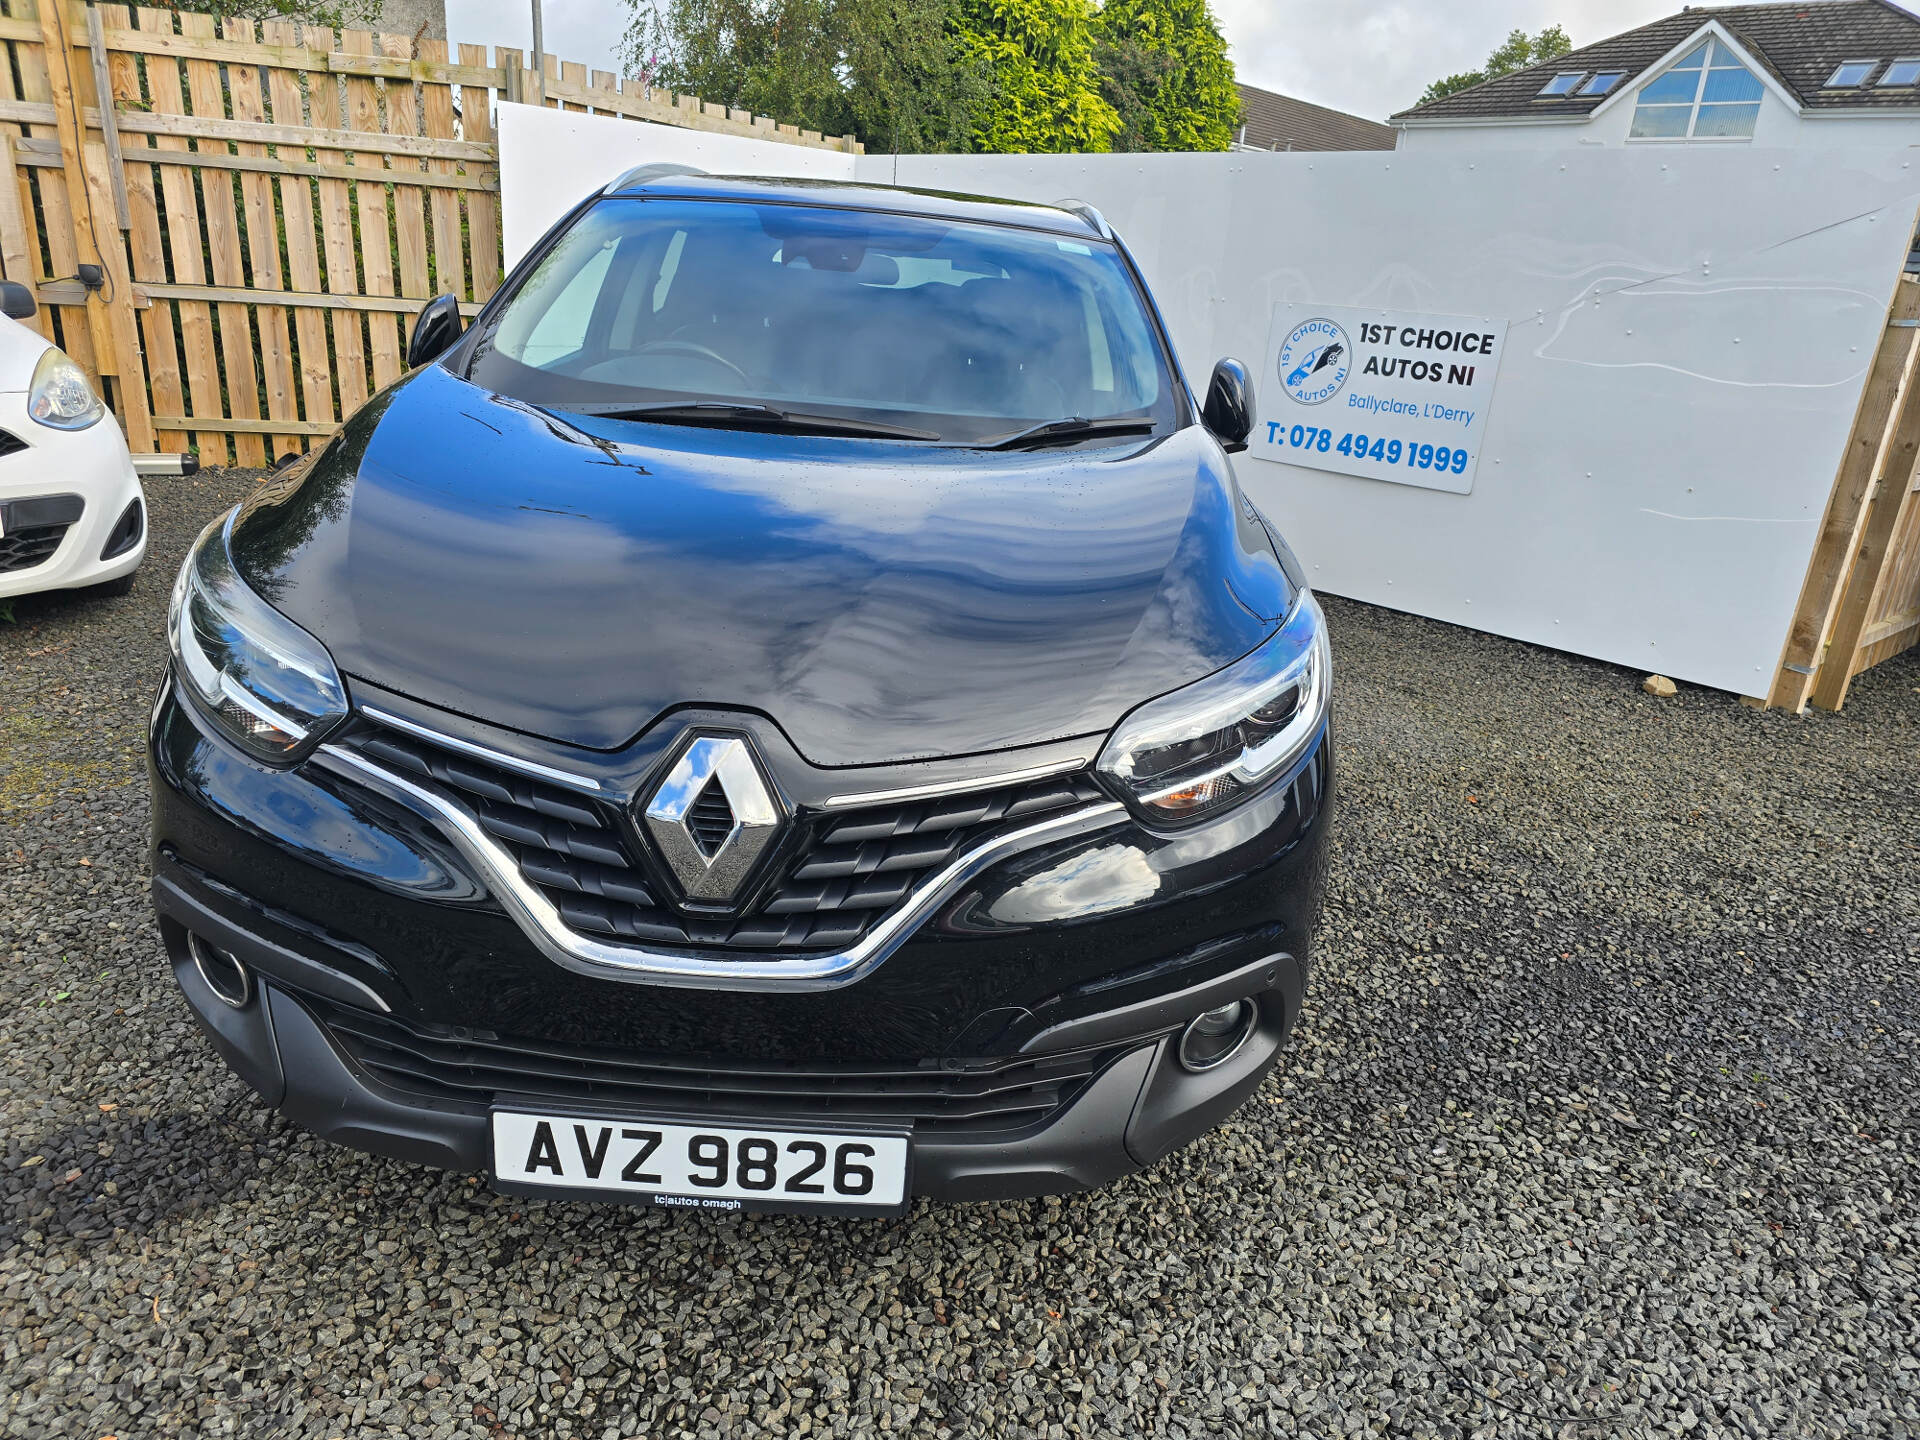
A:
[
  {"left": 497, "top": 103, "right": 1920, "bottom": 696},
  {"left": 497, "top": 103, "right": 857, "bottom": 270}
]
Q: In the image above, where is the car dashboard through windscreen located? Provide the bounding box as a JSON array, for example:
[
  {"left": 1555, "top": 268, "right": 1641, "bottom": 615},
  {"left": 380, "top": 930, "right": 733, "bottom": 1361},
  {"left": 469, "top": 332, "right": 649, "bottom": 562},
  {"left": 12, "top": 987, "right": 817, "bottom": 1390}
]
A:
[{"left": 462, "top": 196, "right": 1179, "bottom": 447}]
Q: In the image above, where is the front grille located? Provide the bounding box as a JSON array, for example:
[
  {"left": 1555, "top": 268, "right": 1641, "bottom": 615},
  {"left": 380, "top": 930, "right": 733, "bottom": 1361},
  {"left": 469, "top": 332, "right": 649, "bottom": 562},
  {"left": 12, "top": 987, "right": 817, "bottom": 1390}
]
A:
[
  {"left": 317, "top": 1002, "right": 1122, "bottom": 1135},
  {"left": 347, "top": 727, "right": 1106, "bottom": 953},
  {"left": 0, "top": 428, "right": 25, "bottom": 459},
  {"left": 0, "top": 523, "right": 68, "bottom": 574}
]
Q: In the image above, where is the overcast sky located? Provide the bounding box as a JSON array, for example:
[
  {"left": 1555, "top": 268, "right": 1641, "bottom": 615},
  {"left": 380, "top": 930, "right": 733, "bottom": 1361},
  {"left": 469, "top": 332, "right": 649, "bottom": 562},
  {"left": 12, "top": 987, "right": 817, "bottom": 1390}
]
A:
[{"left": 444, "top": 1, "right": 1920, "bottom": 125}]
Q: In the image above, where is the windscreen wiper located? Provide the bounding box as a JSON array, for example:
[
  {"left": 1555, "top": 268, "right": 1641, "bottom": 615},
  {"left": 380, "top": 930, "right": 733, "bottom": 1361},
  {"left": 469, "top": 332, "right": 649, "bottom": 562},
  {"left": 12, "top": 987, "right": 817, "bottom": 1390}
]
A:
[
  {"left": 974, "top": 416, "right": 1158, "bottom": 451},
  {"left": 559, "top": 401, "right": 941, "bottom": 441}
]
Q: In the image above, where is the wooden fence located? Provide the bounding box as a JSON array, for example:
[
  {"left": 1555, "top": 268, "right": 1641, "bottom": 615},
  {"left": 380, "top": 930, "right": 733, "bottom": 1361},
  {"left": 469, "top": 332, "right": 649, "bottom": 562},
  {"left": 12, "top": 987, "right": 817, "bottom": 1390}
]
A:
[
  {"left": 1767, "top": 273, "right": 1920, "bottom": 710},
  {"left": 0, "top": 0, "right": 857, "bottom": 466}
]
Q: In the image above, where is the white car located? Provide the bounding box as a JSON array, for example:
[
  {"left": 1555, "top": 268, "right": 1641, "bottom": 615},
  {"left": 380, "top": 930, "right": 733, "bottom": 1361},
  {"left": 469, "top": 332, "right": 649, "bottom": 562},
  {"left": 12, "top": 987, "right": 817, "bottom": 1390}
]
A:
[{"left": 1, "top": 281, "right": 147, "bottom": 599}]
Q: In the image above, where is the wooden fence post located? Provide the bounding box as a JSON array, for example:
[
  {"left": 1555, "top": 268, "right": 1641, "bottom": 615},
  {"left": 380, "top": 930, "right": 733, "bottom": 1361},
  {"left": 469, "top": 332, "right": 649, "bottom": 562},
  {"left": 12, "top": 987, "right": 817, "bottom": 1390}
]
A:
[
  {"left": 1811, "top": 362, "right": 1920, "bottom": 711},
  {"left": 33, "top": 0, "right": 112, "bottom": 369},
  {"left": 1767, "top": 274, "right": 1920, "bottom": 710},
  {"left": 35, "top": 0, "right": 152, "bottom": 449}
]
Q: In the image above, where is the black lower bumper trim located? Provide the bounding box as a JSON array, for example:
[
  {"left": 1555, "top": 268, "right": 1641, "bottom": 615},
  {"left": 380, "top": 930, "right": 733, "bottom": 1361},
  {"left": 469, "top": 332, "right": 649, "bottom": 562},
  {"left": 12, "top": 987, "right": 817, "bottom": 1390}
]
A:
[
  {"left": 165, "top": 961, "right": 1292, "bottom": 1202},
  {"left": 99, "top": 496, "right": 144, "bottom": 561},
  {"left": 269, "top": 987, "right": 488, "bottom": 1173}
]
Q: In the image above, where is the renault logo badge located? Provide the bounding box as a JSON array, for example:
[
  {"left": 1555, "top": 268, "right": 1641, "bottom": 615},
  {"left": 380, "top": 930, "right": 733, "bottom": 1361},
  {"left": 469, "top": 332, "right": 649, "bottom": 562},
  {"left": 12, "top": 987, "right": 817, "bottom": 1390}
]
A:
[{"left": 641, "top": 735, "right": 783, "bottom": 905}]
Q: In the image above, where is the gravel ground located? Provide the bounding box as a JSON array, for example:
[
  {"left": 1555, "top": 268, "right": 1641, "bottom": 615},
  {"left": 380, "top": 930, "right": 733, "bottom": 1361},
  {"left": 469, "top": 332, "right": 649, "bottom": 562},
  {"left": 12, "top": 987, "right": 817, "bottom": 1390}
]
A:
[{"left": 2, "top": 466, "right": 1916, "bottom": 1440}]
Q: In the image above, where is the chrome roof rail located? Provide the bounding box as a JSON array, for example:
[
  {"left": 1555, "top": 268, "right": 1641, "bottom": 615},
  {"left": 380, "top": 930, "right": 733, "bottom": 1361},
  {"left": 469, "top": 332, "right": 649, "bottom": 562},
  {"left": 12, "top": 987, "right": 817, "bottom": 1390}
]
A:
[
  {"left": 1052, "top": 199, "right": 1112, "bottom": 239},
  {"left": 603, "top": 162, "right": 711, "bottom": 195}
]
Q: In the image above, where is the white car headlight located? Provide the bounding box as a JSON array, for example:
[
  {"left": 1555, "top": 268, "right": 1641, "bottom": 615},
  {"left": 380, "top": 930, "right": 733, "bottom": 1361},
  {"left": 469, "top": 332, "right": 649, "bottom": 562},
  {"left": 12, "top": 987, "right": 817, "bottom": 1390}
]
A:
[
  {"left": 167, "top": 510, "right": 349, "bottom": 764},
  {"left": 28, "top": 347, "right": 104, "bottom": 430},
  {"left": 1097, "top": 591, "right": 1331, "bottom": 826}
]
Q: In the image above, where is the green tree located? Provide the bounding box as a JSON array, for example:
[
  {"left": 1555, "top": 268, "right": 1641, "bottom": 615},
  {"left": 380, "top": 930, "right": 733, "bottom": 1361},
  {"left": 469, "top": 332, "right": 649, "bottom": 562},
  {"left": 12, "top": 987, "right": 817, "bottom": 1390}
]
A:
[
  {"left": 1091, "top": 0, "right": 1237, "bottom": 152},
  {"left": 1417, "top": 24, "right": 1572, "bottom": 107},
  {"left": 623, "top": 0, "right": 984, "bottom": 153},
  {"left": 623, "top": 0, "right": 851, "bottom": 139},
  {"left": 168, "top": 0, "right": 381, "bottom": 26},
  {"left": 842, "top": 0, "right": 990, "bottom": 153},
  {"left": 949, "top": 0, "right": 1118, "bottom": 153}
]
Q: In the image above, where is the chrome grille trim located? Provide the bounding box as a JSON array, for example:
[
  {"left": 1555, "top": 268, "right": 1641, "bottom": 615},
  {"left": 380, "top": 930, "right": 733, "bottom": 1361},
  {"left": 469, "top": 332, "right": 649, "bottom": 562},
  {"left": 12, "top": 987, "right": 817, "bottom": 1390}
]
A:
[
  {"left": 360, "top": 705, "right": 605, "bottom": 793},
  {"left": 820, "top": 757, "right": 1091, "bottom": 810},
  {"left": 314, "top": 742, "right": 1127, "bottom": 992}
]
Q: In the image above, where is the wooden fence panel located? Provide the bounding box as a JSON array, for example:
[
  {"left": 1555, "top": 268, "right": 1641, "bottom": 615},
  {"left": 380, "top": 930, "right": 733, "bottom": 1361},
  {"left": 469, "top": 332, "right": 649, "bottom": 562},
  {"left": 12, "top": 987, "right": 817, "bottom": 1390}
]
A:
[
  {"left": 103, "top": 5, "right": 185, "bottom": 451},
  {"left": 0, "top": 9, "right": 53, "bottom": 342},
  {"left": 10, "top": 0, "right": 100, "bottom": 383},
  {"left": 181, "top": 10, "right": 266, "bottom": 465},
  {"left": 341, "top": 29, "right": 402, "bottom": 390},
  {"left": 262, "top": 19, "right": 337, "bottom": 434},
  {"left": 137, "top": 5, "right": 226, "bottom": 459},
  {"left": 305, "top": 31, "right": 370, "bottom": 419},
  {"left": 0, "top": 2, "right": 856, "bottom": 458},
  {"left": 379, "top": 31, "right": 432, "bottom": 316},
  {"left": 463, "top": 45, "right": 502, "bottom": 301},
  {"left": 224, "top": 17, "right": 301, "bottom": 458},
  {"left": 419, "top": 39, "right": 465, "bottom": 306},
  {"left": 1852, "top": 476, "right": 1920, "bottom": 675},
  {"left": 1767, "top": 278, "right": 1920, "bottom": 708},
  {"left": 1810, "top": 282, "right": 1920, "bottom": 710}
]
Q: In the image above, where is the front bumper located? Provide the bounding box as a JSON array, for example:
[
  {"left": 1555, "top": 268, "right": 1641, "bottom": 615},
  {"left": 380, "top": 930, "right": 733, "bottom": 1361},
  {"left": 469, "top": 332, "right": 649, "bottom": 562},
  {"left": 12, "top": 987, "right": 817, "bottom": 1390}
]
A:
[
  {"left": 157, "top": 864, "right": 1302, "bottom": 1201},
  {"left": 149, "top": 676, "right": 1332, "bottom": 1202},
  {"left": 0, "top": 397, "right": 145, "bottom": 597}
]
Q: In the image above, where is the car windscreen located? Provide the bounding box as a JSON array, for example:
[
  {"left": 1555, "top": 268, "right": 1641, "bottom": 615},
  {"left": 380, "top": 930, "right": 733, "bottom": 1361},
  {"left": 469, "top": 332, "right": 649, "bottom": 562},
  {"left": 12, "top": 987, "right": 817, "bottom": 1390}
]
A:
[{"left": 463, "top": 197, "right": 1179, "bottom": 444}]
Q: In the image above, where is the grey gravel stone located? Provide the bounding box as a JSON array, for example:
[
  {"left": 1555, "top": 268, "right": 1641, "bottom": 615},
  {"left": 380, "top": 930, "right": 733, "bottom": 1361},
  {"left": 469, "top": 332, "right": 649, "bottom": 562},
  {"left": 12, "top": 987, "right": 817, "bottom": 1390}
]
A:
[{"left": 1, "top": 467, "right": 1915, "bottom": 1439}]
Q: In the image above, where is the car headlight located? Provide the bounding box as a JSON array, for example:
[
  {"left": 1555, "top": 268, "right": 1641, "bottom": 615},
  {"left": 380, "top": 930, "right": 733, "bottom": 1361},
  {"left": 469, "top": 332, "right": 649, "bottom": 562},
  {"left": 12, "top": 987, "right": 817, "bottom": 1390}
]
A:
[
  {"left": 28, "top": 347, "right": 104, "bottom": 430},
  {"left": 167, "top": 510, "right": 348, "bottom": 763},
  {"left": 1097, "top": 591, "right": 1330, "bottom": 825}
]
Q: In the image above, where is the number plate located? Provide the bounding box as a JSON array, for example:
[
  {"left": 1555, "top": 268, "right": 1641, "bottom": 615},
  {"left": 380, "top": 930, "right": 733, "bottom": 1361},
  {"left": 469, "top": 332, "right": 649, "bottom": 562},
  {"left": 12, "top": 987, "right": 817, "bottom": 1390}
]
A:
[{"left": 489, "top": 1110, "right": 911, "bottom": 1214}]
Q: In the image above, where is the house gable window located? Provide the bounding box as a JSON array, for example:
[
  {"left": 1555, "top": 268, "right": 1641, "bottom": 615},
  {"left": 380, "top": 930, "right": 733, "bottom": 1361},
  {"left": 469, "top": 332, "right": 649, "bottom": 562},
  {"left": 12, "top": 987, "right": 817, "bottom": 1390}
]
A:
[{"left": 1629, "top": 39, "right": 1765, "bottom": 140}]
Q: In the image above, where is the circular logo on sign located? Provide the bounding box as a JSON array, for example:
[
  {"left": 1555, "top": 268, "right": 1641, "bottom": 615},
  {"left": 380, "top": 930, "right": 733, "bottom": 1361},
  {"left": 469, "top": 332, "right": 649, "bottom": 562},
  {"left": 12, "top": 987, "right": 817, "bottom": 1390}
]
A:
[{"left": 1278, "top": 318, "right": 1351, "bottom": 407}]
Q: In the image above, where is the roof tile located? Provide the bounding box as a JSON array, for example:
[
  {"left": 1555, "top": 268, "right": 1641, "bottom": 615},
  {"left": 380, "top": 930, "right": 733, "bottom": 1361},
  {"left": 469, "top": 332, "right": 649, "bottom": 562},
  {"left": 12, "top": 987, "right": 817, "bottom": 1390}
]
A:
[
  {"left": 1395, "top": 0, "right": 1920, "bottom": 122},
  {"left": 1236, "top": 83, "right": 1397, "bottom": 151}
]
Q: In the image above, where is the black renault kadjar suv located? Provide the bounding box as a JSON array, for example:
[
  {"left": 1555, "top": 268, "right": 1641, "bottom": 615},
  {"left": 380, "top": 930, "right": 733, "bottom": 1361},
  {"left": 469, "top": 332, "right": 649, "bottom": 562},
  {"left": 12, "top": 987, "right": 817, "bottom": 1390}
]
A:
[{"left": 148, "top": 168, "right": 1332, "bottom": 1213}]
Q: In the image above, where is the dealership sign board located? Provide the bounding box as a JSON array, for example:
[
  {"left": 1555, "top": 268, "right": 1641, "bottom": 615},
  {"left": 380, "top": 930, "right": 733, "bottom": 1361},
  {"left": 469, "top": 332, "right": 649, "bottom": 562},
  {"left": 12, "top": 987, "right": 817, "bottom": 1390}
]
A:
[{"left": 1251, "top": 304, "right": 1508, "bottom": 496}]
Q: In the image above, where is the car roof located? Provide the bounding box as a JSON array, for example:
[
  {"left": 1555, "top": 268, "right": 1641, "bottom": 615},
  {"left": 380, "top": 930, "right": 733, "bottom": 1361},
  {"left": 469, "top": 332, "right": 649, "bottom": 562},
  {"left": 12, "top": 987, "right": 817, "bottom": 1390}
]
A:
[{"left": 602, "top": 171, "right": 1110, "bottom": 240}]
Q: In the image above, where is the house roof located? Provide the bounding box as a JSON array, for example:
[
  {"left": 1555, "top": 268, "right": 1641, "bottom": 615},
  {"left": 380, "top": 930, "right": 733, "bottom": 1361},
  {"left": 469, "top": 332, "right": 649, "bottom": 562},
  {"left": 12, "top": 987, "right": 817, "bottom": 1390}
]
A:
[
  {"left": 1235, "top": 83, "right": 1397, "bottom": 151},
  {"left": 1394, "top": 0, "right": 1920, "bottom": 123}
]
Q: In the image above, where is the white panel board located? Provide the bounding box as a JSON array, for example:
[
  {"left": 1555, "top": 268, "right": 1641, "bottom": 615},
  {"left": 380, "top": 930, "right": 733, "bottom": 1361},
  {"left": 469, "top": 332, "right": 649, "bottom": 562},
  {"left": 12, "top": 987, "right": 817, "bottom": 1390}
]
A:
[
  {"left": 500, "top": 117, "right": 1920, "bottom": 696},
  {"left": 497, "top": 103, "right": 856, "bottom": 269}
]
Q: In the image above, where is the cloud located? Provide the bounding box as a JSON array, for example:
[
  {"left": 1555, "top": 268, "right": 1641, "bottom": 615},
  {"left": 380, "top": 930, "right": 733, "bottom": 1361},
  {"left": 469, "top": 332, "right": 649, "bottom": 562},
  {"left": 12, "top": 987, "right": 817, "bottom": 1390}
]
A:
[
  {"left": 1212, "top": 0, "right": 1679, "bottom": 121},
  {"left": 447, "top": 0, "right": 630, "bottom": 75},
  {"left": 1219, "top": 0, "right": 1920, "bottom": 121}
]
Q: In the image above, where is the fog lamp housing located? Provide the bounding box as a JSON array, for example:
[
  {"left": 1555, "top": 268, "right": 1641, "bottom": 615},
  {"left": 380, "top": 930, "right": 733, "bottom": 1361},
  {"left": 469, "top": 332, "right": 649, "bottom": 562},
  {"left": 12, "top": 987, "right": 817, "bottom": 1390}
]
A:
[{"left": 1177, "top": 1000, "right": 1257, "bottom": 1072}]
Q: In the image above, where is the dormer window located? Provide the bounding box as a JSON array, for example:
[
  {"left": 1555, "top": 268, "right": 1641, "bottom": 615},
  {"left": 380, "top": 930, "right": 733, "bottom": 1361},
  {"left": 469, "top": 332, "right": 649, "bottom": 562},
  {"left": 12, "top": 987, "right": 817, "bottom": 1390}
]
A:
[
  {"left": 1880, "top": 57, "right": 1920, "bottom": 86},
  {"left": 1579, "top": 71, "right": 1625, "bottom": 96},
  {"left": 1538, "top": 71, "right": 1586, "bottom": 97},
  {"left": 1630, "top": 39, "right": 1764, "bottom": 140},
  {"left": 1826, "top": 59, "right": 1878, "bottom": 87}
]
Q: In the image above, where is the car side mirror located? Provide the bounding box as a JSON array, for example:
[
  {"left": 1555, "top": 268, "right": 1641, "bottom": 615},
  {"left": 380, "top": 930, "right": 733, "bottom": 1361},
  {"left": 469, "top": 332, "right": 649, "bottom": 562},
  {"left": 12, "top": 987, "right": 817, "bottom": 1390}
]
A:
[
  {"left": 1202, "top": 358, "right": 1254, "bottom": 454},
  {"left": 0, "top": 281, "right": 36, "bottom": 321},
  {"left": 408, "top": 293, "right": 463, "bottom": 370}
]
